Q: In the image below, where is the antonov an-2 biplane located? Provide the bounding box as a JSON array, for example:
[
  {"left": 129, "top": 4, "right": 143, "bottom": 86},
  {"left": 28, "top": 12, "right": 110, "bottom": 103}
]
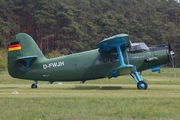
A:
[{"left": 8, "top": 33, "right": 175, "bottom": 90}]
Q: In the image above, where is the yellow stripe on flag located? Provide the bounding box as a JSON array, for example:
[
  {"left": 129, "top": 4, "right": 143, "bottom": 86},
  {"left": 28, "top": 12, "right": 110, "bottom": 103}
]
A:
[{"left": 8, "top": 46, "right": 21, "bottom": 51}]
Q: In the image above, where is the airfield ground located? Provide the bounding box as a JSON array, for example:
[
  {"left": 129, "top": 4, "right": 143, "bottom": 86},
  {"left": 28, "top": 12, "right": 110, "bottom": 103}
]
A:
[{"left": 0, "top": 68, "right": 180, "bottom": 120}]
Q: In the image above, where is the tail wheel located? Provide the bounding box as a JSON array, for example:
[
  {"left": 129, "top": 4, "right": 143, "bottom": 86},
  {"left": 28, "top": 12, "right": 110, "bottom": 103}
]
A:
[
  {"left": 137, "top": 81, "right": 148, "bottom": 90},
  {"left": 31, "top": 83, "right": 38, "bottom": 88}
]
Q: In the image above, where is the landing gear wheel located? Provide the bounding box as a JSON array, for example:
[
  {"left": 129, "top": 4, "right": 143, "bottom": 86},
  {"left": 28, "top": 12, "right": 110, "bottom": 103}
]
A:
[
  {"left": 31, "top": 83, "right": 38, "bottom": 88},
  {"left": 137, "top": 81, "right": 148, "bottom": 90}
]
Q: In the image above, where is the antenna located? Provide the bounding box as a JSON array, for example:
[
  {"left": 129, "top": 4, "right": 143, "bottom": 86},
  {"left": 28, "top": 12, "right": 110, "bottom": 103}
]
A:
[{"left": 67, "top": 48, "right": 74, "bottom": 54}]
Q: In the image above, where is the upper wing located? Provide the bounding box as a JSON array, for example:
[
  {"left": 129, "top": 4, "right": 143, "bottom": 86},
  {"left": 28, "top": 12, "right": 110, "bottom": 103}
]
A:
[{"left": 96, "top": 34, "right": 131, "bottom": 53}]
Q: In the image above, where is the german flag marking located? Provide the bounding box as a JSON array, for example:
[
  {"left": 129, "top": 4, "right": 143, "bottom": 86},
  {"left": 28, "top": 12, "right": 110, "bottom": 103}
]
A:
[{"left": 8, "top": 42, "right": 21, "bottom": 51}]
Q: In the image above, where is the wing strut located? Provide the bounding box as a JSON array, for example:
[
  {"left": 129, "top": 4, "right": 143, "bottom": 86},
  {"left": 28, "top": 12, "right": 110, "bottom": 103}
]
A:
[{"left": 116, "top": 44, "right": 125, "bottom": 66}]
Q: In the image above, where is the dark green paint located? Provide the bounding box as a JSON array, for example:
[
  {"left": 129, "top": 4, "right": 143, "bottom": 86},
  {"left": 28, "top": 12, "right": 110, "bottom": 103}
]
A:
[{"left": 8, "top": 33, "right": 169, "bottom": 84}]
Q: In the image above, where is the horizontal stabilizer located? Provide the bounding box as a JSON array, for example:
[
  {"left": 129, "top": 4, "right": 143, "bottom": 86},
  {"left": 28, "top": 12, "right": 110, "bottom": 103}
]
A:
[
  {"left": 15, "top": 55, "right": 38, "bottom": 61},
  {"left": 15, "top": 55, "right": 38, "bottom": 72},
  {"left": 108, "top": 65, "right": 133, "bottom": 78},
  {"left": 96, "top": 34, "right": 131, "bottom": 53}
]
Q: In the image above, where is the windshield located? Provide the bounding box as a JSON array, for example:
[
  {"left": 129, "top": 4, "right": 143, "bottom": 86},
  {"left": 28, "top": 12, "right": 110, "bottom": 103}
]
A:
[{"left": 129, "top": 42, "right": 149, "bottom": 52}]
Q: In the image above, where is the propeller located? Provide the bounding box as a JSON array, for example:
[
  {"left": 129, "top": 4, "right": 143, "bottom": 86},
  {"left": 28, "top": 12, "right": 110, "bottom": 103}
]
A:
[{"left": 168, "top": 40, "right": 176, "bottom": 77}]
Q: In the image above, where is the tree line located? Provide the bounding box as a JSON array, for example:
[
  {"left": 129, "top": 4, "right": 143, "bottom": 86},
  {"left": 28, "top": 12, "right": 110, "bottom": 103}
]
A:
[{"left": 0, "top": 0, "right": 180, "bottom": 66}]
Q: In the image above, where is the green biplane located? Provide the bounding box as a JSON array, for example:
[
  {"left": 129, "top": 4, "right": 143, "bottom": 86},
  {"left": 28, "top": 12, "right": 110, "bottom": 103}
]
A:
[{"left": 7, "top": 33, "right": 174, "bottom": 90}]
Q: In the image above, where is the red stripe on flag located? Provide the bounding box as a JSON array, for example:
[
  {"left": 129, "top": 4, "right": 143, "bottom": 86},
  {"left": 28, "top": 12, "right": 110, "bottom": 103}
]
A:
[{"left": 9, "top": 44, "right": 21, "bottom": 48}]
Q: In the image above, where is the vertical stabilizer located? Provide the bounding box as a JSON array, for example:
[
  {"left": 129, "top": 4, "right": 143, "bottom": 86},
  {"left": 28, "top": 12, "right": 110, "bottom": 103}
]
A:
[{"left": 8, "top": 33, "right": 44, "bottom": 78}]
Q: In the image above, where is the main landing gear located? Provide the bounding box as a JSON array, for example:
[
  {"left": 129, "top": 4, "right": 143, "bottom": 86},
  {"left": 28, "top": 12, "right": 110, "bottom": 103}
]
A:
[
  {"left": 130, "top": 71, "right": 148, "bottom": 90},
  {"left": 31, "top": 81, "right": 38, "bottom": 88}
]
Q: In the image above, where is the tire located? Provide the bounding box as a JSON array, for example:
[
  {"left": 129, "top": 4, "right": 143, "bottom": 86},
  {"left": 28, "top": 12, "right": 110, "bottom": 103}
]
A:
[
  {"left": 31, "top": 83, "right": 37, "bottom": 88},
  {"left": 137, "top": 81, "right": 148, "bottom": 90}
]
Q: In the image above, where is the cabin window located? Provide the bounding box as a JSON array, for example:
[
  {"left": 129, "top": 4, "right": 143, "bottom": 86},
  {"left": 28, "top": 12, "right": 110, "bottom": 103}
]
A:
[{"left": 129, "top": 43, "right": 149, "bottom": 52}]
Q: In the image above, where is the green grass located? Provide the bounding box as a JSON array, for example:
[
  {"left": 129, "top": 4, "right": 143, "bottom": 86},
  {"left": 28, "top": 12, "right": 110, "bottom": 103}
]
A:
[{"left": 0, "top": 68, "right": 180, "bottom": 120}]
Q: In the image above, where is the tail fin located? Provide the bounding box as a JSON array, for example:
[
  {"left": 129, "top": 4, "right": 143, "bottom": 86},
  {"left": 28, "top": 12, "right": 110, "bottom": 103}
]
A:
[{"left": 8, "top": 33, "right": 44, "bottom": 78}]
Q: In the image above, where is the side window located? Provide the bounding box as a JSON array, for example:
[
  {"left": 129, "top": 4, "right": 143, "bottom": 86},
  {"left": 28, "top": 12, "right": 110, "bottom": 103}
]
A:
[
  {"left": 129, "top": 43, "right": 149, "bottom": 53},
  {"left": 129, "top": 45, "right": 142, "bottom": 53},
  {"left": 131, "top": 45, "right": 141, "bottom": 51}
]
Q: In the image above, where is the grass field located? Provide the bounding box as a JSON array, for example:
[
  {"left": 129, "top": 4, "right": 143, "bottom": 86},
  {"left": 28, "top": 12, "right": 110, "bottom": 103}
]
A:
[{"left": 0, "top": 68, "right": 180, "bottom": 120}]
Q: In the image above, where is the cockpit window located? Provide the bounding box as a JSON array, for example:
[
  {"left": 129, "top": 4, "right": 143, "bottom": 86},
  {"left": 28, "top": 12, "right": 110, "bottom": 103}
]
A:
[{"left": 129, "top": 42, "right": 149, "bottom": 52}]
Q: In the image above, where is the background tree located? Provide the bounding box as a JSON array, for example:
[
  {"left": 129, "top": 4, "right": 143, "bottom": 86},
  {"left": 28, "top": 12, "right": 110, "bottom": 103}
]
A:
[{"left": 0, "top": 0, "right": 180, "bottom": 67}]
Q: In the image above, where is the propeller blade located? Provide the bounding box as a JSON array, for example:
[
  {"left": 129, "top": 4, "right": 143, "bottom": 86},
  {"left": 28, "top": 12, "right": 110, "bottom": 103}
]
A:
[{"left": 167, "top": 39, "right": 176, "bottom": 77}]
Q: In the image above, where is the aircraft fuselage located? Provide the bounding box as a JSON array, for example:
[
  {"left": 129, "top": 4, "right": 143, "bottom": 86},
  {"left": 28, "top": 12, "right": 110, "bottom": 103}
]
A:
[{"left": 20, "top": 46, "right": 169, "bottom": 82}]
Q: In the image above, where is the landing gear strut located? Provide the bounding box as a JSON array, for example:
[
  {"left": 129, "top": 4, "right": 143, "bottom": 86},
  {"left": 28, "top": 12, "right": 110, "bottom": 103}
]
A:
[{"left": 131, "top": 71, "right": 148, "bottom": 90}]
